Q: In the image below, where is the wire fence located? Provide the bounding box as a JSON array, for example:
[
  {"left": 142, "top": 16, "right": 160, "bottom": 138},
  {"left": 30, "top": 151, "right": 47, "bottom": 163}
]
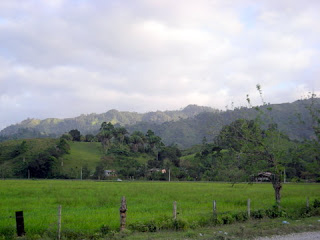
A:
[{"left": 0, "top": 196, "right": 315, "bottom": 238}]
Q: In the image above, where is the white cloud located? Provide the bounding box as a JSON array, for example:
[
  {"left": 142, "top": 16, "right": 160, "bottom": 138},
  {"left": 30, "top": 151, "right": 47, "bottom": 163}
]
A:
[{"left": 0, "top": 0, "right": 319, "bottom": 129}]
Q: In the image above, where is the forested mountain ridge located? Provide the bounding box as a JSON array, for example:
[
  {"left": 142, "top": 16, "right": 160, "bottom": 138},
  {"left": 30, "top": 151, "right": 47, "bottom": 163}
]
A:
[
  {"left": 0, "top": 105, "right": 218, "bottom": 137},
  {"left": 124, "top": 98, "right": 319, "bottom": 147},
  {"left": 1, "top": 99, "right": 319, "bottom": 148}
]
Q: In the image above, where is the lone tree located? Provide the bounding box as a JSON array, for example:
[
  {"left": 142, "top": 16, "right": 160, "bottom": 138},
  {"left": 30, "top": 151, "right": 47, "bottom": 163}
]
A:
[
  {"left": 216, "top": 118, "right": 291, "bottom": 205},
  {"left": 216, "top": 85, "right": 292, "bottom": 205}
]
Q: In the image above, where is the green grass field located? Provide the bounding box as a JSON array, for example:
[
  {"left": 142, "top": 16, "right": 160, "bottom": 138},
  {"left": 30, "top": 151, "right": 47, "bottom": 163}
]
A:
[{"left": 0, "top": 180, "right": 319, "bottom": 238}]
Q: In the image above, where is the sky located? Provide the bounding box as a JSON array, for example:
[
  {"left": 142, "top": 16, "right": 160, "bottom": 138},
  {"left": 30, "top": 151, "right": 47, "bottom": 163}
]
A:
[{"left": 0, "top": 0, "right": 319, "bottom": 130}]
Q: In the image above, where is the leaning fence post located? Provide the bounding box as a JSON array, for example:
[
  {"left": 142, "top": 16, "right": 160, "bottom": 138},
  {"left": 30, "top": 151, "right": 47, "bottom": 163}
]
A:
[
  {"left": 213, "top": 200, "right": 217, "bottom": 217},
  {"left": 173, "top": 201, "right": 177, "bottom": 220},
  {"left": 57, "top": 205, "right": 62, "bottom": 240},
  {"left": 15, "top": 211, "right": 25, "bottom": 236},
  {"left": 120, "top": 196, "right": 127, "bottom": 231},
  {"left": 247, "top": 199, "right": 251, "bottom": 218}
]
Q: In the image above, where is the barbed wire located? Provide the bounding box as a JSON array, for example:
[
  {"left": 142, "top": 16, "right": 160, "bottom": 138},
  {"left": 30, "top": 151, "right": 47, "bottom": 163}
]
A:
[{"left": 0, "top": 199, "right": 313, "bottom": 234}]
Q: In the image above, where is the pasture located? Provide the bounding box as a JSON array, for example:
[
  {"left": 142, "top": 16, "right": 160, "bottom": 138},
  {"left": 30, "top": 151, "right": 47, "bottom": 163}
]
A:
[{"left": 0, "top": 180, "right": 319, "bottom": 237}]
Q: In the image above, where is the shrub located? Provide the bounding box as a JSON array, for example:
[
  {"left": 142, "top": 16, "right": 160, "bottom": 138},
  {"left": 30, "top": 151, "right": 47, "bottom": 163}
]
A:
[
  {"left": 220, "top": 214, "right": 235, "bottom": 224},
  {"left": 211, "top": 216, "right": 224, "bottom": 225},
  {"left": 251, "top": 209, "right": 265, "bottom": 219},
  {"left": 313, "top": 199, "right": 320, "bottom": 208},
  {"left": 129, "top": 218, "right": 188, "bottom": 232},
  {"left": 172, "top": 219, "right": 188, "bottom": 230},
  {"left": 156, "top": 216, "right": 188, "bottom": 231},
  {"left": 296, "top": 206, "right": 311, "bottom": 218},
  {"left": 310, "top": 207, "right": 320, "bottom": 216},
  {"left": 266, "top": 205, "right": 286, "bottom": 219},
  {"left": 129, "top": 221, "right": 157, "bottom": 232},
  {"left": 232, "top": 211, "right": 248, "bottom": 222}
]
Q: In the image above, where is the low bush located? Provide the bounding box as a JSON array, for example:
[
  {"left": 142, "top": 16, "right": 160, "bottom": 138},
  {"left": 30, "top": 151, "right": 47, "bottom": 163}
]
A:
[
  {"left": 219, "top": 214, "right": 235, "bottom": 224},
  {"left": 128, "top": 220, "right": 157, "bottom": 232},
  {"left": 313, "top": 199, "right": 320, "bottom": 208},
  {"left": 233, "top": 211, "right": 248, "bottom": 222},
  {"left": 265, "top": 205, "right": 286, "bottom": 219},
  {"left": 155, "top": 216, "right": 188, "bottom": 231},
  {"left": 251, "top": 209, "right": 265, "bottom": 219},
  {"left": 129, "top": 217, "right": 188, "bottom": 232}
]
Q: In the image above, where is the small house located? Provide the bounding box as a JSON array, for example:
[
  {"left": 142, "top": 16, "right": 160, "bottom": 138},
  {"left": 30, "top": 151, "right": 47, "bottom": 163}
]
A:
[
  {"left": 149, "top": 168, "right": 167, "bottom": 174},
  {"left": 255, "top": 172, "right": 272, "bottom": 182},
  {"left": 149, "top": 168, "right": 161, "bottom": 173},
  {"left": 104, "top": 170, "right": 116, "bottom": 177}
]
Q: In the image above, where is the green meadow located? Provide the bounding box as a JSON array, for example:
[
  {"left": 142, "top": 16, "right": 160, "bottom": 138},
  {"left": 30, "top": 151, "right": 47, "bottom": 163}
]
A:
[
  {"left": 0, "top": 180, "right": 319, "bottom": 237},
  {"left": 62, "top": 141, "right": 102, "bottom": 172}
]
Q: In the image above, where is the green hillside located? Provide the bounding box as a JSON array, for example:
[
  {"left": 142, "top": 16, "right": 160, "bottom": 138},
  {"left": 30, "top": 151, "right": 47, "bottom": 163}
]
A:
[
  {"left": 60, "top": 142, "right": 103, "bottom": 177},
  {"left": 0, "top": 138, "right": 156, "bottom": 179},
  {"left": 0, "top": 139, "right": 105, "bottom": 179}
]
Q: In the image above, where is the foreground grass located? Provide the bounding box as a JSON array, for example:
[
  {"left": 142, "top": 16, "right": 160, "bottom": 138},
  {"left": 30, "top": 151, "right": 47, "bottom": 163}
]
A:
[
  {"left": 0, "top": 180, "right": 319, "bottom": 238},
  {"left": 126, "top": 216, "right": 320, "bottom": 240}
]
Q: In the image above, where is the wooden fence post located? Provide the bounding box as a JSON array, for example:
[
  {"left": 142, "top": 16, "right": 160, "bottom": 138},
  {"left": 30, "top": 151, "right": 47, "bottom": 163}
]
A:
[
  {"left": 213, "top": 200, "right": 217, "bottom": 217},
  {"left": 57, "top": 205, "right": 62, "bottom": 240},
  {"left": 173, "top": 201, "right": 177, "bottom": 220},
  {"left": 120, "top": 196, "right": 127, "bottom": 231},
  {"left": 247, "top": 199, "right": 251, "bottom": 218},
  {"left": 15, "top": 211, "right": 25, "bottom": 236},
  {"left": 306, "top": 197, "right": 309, "bottom": 208}
]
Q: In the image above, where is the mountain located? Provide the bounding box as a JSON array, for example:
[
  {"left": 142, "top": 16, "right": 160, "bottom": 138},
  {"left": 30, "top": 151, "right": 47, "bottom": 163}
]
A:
[
  {"left": 0, "top": 99, "right": 319, "bottom": 148},
  {"left": 0, "top": 104, "right": 218, "bottom": 137},
  {"left": 127, "top": 99, "right": 318, "bottom": 148}
]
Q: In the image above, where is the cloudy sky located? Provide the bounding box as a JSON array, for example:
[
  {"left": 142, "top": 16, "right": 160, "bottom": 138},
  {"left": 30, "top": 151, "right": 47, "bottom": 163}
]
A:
[{"left": 0, "top": 0, "right": 319, "bottom": 130}]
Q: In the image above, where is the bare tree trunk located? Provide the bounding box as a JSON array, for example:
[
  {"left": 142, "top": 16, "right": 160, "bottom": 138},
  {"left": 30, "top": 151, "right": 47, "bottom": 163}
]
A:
[{"left": 272, "top": 174, "right": 282, "bottom": 206}]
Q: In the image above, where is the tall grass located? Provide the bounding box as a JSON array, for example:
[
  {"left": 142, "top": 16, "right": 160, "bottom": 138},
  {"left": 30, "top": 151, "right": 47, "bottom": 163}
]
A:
[{"left": 0, "top": 180, "right": 319, "bottom": 236}]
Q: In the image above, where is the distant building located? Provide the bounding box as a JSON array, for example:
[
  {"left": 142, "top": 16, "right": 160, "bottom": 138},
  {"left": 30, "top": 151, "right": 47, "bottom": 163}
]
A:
[
  {"left": 104, "top": 170, "right": 116, "bottom": 177},
  {"left": 148, "top": 168, "right": 167, "bottom": 174},
  {"left": 255, "top": 172, "right": 272, "bottom": 182}
]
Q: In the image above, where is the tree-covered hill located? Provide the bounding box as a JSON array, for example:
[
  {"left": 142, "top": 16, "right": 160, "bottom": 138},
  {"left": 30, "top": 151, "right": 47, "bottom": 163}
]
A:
[
  {"left": 1, "top": 99, "right": 319, "bottom": 148},
  {"left": 128, "top": 99, "right": 319, "bottom": 148},
  {"left": 0, "top": 104, "right": 218, "bottom": 139}
]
